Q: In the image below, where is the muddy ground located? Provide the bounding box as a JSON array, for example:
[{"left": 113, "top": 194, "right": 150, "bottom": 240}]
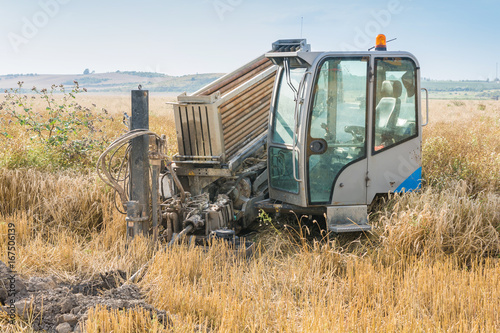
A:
[{"left": 0, "top": 261, "right": 170, "bottom": 332}]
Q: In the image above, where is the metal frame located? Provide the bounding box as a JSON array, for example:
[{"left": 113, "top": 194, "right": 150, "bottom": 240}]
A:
[
  {"left": 421, "top": 88, "right": 429, "bottom": 126},
  {"left": 173, "top": 59, "right": 277, "bottom": 169}
]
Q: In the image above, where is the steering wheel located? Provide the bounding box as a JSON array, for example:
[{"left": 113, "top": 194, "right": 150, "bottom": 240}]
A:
[{"left": 344, "top": 125, "right": 365, "bottom": 142}]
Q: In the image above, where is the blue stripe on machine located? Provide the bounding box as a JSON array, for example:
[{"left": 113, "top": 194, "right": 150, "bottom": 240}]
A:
[{"left": 395, "top": 167, "right": 422, "bottom": 193}]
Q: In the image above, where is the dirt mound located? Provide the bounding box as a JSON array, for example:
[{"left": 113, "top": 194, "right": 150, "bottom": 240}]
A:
[
  {"left": 0, "top": 260, "right": 28, "bottom": 306},
  {"left": 0, "top": 262, "right": 170, "bottom": 332},
  {"left": 70, "top": 270, "right": 127, "bottom": 296}
]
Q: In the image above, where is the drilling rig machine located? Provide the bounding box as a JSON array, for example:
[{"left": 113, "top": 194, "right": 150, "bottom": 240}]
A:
[{"left": 97, "top": 34, "right": 428, "bottom": 251}]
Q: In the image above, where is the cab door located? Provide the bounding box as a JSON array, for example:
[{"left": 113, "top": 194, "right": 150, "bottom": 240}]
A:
[
  {"left": 366, "top": 56, "right": 422, "bottom": 202},
  {"left": 306, "top": 57, "right": 370, "bottom": 206},
  {"left": 268, "top": 66, "right": 308, "bottom": 207}
]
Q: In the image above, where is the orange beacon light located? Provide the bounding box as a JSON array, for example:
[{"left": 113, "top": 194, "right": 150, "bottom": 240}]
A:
[{"left": 375, "top": 34, "right": 387, "bottom": 51}]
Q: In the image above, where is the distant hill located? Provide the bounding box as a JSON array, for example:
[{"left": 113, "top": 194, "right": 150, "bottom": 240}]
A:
[
  {"left": 0, "top": 71, "right": 224, "bottom": 94},
  {"left": 422, "top": 79, "right": 500, "bottom": 99},
  {"left": 2, "top": 73, "right": 500, "bottom": 100}
]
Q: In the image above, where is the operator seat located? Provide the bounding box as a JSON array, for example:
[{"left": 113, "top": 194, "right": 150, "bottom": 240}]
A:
[
  {"left": 375, "top": 80, "right": 396, "bottom": 129},
  {"left": 388, "top": 80, "right": 402, "bottom": 128}
]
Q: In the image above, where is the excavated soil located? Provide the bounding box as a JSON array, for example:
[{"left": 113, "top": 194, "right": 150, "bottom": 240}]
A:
[{"left": 0, "top": 261, "right": 170, "bottom": 332}]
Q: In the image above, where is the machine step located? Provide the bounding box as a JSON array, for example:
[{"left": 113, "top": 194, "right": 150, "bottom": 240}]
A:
[
  {"left": 329, "top": 223, "right": 372, "bottom": 233},
  {"left": 326, "top": 205, "right": 371, "bottom": 233}
]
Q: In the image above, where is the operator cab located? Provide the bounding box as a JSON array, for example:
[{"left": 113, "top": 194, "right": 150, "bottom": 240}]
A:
[{"left": 262, "top": 37, "right": 426, "bottom": 232}]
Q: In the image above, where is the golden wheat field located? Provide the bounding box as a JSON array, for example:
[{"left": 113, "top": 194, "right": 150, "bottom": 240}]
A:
[{"left": 0, "top": 94, "right": 499, "bottom": 332}]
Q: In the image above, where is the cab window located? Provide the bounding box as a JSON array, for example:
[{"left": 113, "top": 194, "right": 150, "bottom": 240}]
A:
[
  {"left": 373, "top": 58, "right": 418, "bottom": 152},
  {"left": 272, "top": 67, "right": 306, "bottom": 145}
]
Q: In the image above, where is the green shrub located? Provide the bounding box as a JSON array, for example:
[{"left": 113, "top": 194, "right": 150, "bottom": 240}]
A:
[{"left": 0, "top": 81, "right": 116, "bottom": 169}]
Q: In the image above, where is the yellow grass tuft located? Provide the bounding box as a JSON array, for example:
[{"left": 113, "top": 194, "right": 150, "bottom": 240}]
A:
[
  {"left": 0, "top": 168, "right": 112, "bottom": 234},
  {"left": 83, "top": 305, "right": 170, "bottom": 333},
  {"left": 137, "top": 240, "right": 500, "bottom": 332},
  {"left": 374, "top": 181, "right": 500, "bottom": 262},
  {"left": 422, "top": 100, "right": 500, "bottom": 193}
]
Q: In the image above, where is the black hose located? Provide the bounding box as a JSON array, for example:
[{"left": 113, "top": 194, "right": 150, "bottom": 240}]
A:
[{"left": 225, "top": 171, "right": 257, "bottom": 196}]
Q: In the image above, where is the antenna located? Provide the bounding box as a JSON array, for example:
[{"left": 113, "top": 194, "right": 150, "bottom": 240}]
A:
[{"left": 300, "top": 17, "right": 303, "bottom": 38}]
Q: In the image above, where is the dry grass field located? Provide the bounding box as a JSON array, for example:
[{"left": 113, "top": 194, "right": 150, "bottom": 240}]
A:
[{"left": 0, "top": 94, "right": 499, "bottom": 332}]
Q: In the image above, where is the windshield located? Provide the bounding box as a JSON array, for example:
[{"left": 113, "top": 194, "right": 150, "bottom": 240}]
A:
[{"left": 271, "top": 67, "right": 306, "bottom": 145}]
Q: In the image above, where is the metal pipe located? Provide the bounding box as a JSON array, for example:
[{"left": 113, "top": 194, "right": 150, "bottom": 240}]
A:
[
  {"left": 174, "top": 154, "right": 222, "bottom": 160},
  {"left": 167, "top": 162, "right": 186, "bottom": 204},
  {"left": 166, "top": 213, "right": 173, "bottom": 242},
  {"left": 167, "top": 224, "right": 194, "bottom": 247},
  {"left": 129, "top": 90, "right": 150, "bottom": 237},
  {"left": 171, "top": 211, "right": 180, "bottom": 234},
  {"left": 151, "top": 164, "right": 160, "bottom": 243}
]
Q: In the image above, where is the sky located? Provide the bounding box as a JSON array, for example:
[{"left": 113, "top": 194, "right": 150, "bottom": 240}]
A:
[{"left": 0, "top": 0, "right": 499, "bottom": 80}]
